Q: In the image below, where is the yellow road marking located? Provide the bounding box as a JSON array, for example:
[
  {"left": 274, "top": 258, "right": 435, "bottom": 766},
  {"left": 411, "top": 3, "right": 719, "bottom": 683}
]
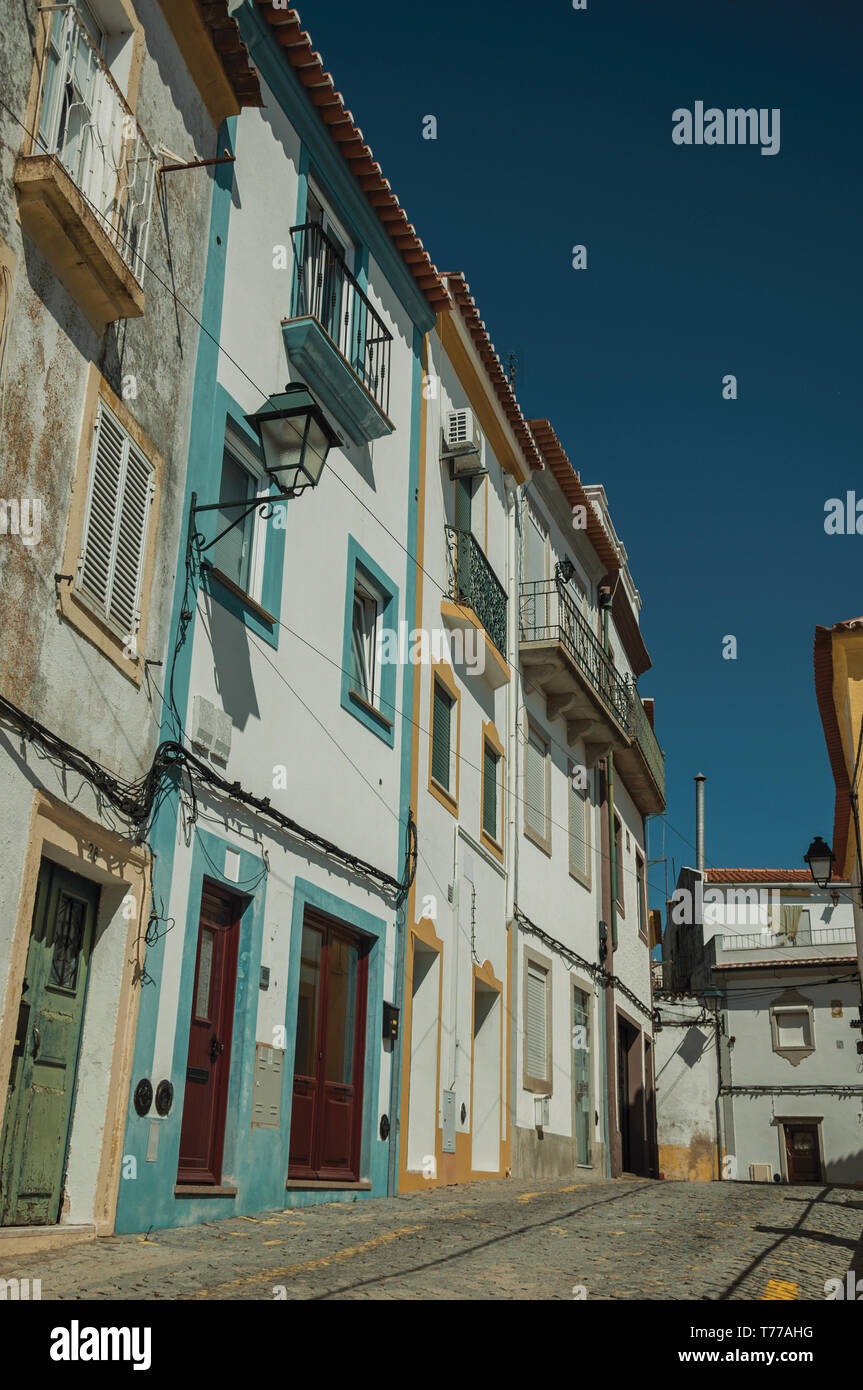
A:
[
  {"left": 194, "top": 1224, "right": 426, "bottom": 1298},
  {"left": 762, "top": 1278, "right": 798, "bottom": 1300}
]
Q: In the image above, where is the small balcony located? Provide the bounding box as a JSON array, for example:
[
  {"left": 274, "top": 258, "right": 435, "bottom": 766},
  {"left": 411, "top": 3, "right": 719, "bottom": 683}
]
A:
[
  {"left": 282, "top": 221, "right": 394, "bottom": 445},
  {"left": 443, "top": 527, "right": 509, "bottom": 688},
  {"left": 15, "top": 4, "right": 157, "bottom": 328},
  {"left": 519, "top": 579, "right": 630, "bottom": 757},
  {"left": 615, "top": 685, "right": 666, "bottom": 815},
  {"left": 716, "top": 925, "right": 856, "bottom": 964}
]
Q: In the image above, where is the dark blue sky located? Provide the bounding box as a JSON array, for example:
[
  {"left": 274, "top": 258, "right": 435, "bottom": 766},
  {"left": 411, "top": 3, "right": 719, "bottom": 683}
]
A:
[{"left": 295, "top": 0, "right": 862, "bottom": 901}]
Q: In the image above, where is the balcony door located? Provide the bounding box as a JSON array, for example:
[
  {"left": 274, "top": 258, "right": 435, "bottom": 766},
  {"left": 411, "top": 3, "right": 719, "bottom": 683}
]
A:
[
  {"left": 525, "top": 505, "right": 549, "bottom": 632},
  {"left": 289, "top": 913, "right": 369, "bottom": 1182}
]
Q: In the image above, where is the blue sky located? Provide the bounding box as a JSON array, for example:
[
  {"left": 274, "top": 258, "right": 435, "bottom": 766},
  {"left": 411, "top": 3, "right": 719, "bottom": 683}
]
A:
[{"left": 294, "top": 0, "right": 862, "bottom": 902}]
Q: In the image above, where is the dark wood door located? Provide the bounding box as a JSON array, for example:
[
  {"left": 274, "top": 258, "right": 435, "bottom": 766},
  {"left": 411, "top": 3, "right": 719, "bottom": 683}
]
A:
[
  {"left": 177, "top": 884, "right": 241, "bottom": 1185},
  {"left": 289, "top": 914, "right": 368, "bottom": 1181},
  {"left": 785, "top": 1124, "right": 822, "bottom": 1183},
  {"left": 617, "top": 1019, "right": 631, "bottom": 1172},
  {"left": 1, "top": 861, "right": 98, "bottom": 1226}
]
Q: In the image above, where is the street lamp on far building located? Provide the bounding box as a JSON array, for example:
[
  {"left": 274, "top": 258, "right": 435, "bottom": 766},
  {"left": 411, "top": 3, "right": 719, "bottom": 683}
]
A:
[
  {"left": 700, "top": 983, "right": 723, "bottom": 1017},
  {"left": 804, "top": 835, "right": 835, "bottom": 888}
]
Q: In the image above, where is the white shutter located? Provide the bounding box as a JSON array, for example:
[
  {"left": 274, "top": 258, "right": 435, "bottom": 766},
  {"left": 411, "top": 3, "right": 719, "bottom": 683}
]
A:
[
  {"left": 526, "top": 963, "right": 547, "bottom": 1080},
  {"left": 569, "top": 777, "right": 588, "bottom": 878},
  {"left": 79, "top": 402, "right": 154, "bottom": 638},
  {"left": 525, "top": 731, "right": 547, "bottom": 839}
]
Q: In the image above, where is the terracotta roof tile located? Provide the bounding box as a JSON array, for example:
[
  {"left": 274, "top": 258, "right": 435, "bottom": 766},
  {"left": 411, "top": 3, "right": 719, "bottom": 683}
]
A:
[
  {"left": 196, "top": 2, "right": 262, "bottom": 107},
  {"left": 254, "top": 3, "right": 450, "bottom": 313},
  {"left": 705, "top": 868, "right": 844, "bottom": 884},
  {"left": 716, "top": 958, "right": 858, "bottom": 969},
  {"left": 528, "top": 419, "right": 620, "bottom": 573}
]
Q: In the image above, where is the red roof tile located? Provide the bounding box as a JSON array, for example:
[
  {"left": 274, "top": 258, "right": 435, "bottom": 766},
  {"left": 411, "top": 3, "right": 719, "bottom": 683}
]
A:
[
  {"left": 254, "top": 3, "right": 450, "bottom": 313},
  {"left": 705, "top": 868, "right": 840, "bottom": 883}
]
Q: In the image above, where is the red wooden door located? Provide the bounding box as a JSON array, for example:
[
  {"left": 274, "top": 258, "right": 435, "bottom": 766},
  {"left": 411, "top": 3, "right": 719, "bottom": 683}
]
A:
[
  {"left": 785, "top": 1124, "right": 822, "bottom": 1183},
  {"left": 289, "top": 914, "right": 368, "bottom": 1181},
  {"left": 177, "top": 884, "right": 241, "bottom": 1185}
]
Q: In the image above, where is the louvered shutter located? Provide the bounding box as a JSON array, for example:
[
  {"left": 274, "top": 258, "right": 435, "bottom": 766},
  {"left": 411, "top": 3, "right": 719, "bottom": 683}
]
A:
[
  {"left": 79, "top": 402, "right": 154, "bottom": 639},
  {"left": 483, "top": 742, "right": 498, "bottom": 838},
  {"left": 525, "top": 963, "right": 547, "bottom": 1081},
  {"left": 431, "top": 681, "right": 452, "bottom": 790},
  {"left": 569, "top": 776, "right": 588, "bottom": 877},
  {"left": 525, "top": 731, "right": 546, "bottom": 840}
]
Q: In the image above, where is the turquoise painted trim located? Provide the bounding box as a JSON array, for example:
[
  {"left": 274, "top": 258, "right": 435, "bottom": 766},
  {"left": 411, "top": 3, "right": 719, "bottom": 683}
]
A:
[
  {"left": 283, "top": 878, "right": 389, "bottom": 1204},
  {"left": 116, "top": 124, "right": 239, "bottom": 1233},
  {"left": 116, "top": 830, "right": 272, "bottom": 1231},
  {"left": 237, "top": 2, "right": 435, "bottom": 335},
  {"left": 340, "top": 536, "right": 398, "bottom": 746},
  {"left": 197, "top": 381, "right": 287, "bottom": 649},
  {"left": 389, "top": 324, "right": 424, "bottom": 1193}
]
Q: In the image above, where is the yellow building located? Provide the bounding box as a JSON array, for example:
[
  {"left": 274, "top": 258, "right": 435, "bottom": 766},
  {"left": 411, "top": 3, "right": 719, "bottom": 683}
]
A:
[{"left": 814, "top": 616, "right": 863, "bottom": 973}]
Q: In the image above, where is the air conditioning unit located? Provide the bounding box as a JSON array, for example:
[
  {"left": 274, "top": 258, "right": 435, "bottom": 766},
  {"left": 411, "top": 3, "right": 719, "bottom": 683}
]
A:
[
  {"left": 442, "top": 408, "right": 486, "bottom": 474},
  {"left": 749, "top": 1163, "right": 772, "bottom": 1183}
]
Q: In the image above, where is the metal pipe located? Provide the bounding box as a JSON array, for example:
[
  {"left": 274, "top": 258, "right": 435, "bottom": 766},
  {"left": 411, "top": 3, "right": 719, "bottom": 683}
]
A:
[{"left": 695, "top": 773, "right": 706, "bottom": 873}]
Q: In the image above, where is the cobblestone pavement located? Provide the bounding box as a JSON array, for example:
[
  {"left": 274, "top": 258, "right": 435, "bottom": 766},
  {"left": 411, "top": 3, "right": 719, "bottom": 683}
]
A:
[{"left": 3, "top": 1178, "right": 862, "bottom": 1300}]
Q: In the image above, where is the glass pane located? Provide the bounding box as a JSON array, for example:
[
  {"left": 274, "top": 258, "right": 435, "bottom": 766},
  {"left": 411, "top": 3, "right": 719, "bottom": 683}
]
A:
[
  {"left": 294, "top": 926, "right": 322, "bottom": 1076},
  {"left": 325, "top": 937, "right": 358, "bottom": 1084},
  {"left": 194, "top": 928, "right": 215, "bottom": 1019},
  {"left": 213, "top": 448, "right": 254, "bottom": 591},
  {"left": 573, "top": 990, "right": 591, "bottom": 1164},
  {"left": 49, "top": 893, "right": 86, "bottom": 990},
  {"left": 350, "top": 592, "right": 374, "bottom": 701}
]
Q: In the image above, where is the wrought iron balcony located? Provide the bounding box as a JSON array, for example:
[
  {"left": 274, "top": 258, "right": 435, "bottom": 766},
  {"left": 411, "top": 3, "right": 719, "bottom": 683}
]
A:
[
  {"left": 445, "top": 527, "right": 507, "bottom": 656},
  {"left": 31, "top": 3, "right": 157, "bottom": 282},
  {"left": 286, "top": 221, "right": 392, "bottom": 438},
  {"left": 629, "top": 685, "right": 666, "bottom": 806},
  {"left": 520, "top": 579, "right": 631, "bottom": 730}
]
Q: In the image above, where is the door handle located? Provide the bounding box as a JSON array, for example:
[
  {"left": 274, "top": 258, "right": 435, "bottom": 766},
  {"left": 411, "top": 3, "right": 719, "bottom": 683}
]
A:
[
  {"left": 209, "top": 1036, "right": 224, "bottom": 1062},
  {"left": 31, "top": 1026, "right": 41, "bottom": 1057}
]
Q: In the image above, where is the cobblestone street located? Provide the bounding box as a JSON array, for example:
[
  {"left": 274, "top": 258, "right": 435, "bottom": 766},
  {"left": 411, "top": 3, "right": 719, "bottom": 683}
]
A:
[{"left": 3, "top": 1179, "right": 862, "bottom": 1301}]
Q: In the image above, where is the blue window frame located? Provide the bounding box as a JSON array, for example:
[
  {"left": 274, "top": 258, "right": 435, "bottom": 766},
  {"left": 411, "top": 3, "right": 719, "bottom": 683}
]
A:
[{"left": 340, "top": 536, "right": 398, "bottom": 745}]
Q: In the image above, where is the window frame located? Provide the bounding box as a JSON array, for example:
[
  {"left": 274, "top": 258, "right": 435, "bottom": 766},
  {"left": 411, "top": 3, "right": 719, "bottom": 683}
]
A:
[
  {"left": 340, "top": 536, "right": 398, "bottom": 746},
  {"left": 613, "top": 813, "right": 625, "bottom": 916},
  {"left": 636, "top": 850, "right": 647, "bottom": 941},
  {"left": 524, "top": 719, "right": 551, "bottom": 855},
  {"left": 428, "top": 661, "right": 460, "bottom": 815},
  {"left": 480, "top": 720, "right": 505, "bottom": 860},
  {"left": 568, "top": 762, "right": 591, "bottom": 888},
  {"left": 571, "top": 981, "right": 593, "bottom": 1167},
  {"left": 209, "top": 427, "right": 270, "bottom": 606},
  {"left": 59, "top": 364, "right": 163, "bottom": 684},
  {"left": 523, "top": 946, "right": 553, "bottom": 1095},
  {"left": 769, "top": 992, "right": 816, "bottom": 1063}
]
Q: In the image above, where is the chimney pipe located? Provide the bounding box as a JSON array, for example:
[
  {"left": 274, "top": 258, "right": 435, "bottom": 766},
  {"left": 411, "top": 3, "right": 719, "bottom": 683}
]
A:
[{"left": 695, "top": 774, "right": 706, "bottom": 874}]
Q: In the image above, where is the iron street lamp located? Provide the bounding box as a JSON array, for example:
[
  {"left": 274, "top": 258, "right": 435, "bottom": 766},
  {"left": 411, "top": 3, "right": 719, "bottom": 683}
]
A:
[
  {"left": 245, "top": 384, "right": 339, "bottom": 499},
  {"left": 804, "top": 835, "right": 835, "bottom": 888},
  {"left": 700, "top": 983, "right": 723, "bottom": 1017}
]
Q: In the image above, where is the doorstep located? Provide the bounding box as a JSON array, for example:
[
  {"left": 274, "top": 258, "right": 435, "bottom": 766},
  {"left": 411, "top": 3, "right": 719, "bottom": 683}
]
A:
[
  {"left": 285, "top": 1179, "right": 372, "bottom": 1191},
  {"left": 0, "top": 1223, "right": 97, "bottom": 1257},
  {"left": 174, "top": 1185, "right": 238, "bottom": 1198}
]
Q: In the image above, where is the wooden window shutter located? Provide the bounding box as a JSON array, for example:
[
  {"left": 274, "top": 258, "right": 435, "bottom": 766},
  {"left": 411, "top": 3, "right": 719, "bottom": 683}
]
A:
[
  {"left": 483, "top": 742, "right": 498, "bottom": 838},
  {"left": 431, "top": 681, "right": 452, "bottom": 790},
  {"left": 525, "top": 732, "right": 546, "bottom": 840},
  {"left": 569, "top": 776, "right": 588, "bottom": 878},
  {"left": 79, "top": 401, "right": 154, "bottom": 638},
  {"left": 526, "top": 963, "right": 547, "bottom": 1080}
]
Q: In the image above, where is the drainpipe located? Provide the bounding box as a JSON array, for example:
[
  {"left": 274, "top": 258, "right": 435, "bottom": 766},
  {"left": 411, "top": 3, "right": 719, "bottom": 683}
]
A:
[
  {"left": 504, "top": 474, "right": 519, "bottom": 1173},
  {"left": 695, "top": 774, "right": 706, "bottom": 874},
  {"left": 600, "top": 587, "right": 619, "bottom": 1176}
]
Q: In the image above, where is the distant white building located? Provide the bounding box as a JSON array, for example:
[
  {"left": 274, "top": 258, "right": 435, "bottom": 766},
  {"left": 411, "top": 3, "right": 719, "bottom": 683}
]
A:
[{"left": 661, "top": 869, "right": 863, "bottom": 1184}]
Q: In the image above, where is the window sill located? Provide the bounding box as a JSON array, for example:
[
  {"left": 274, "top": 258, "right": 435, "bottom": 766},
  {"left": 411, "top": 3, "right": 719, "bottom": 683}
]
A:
[
  {"left": 523, "top": 1076, "right": 553, "bottom": 1096},
  {"left": 569, "top": 867, "right": 591, "bottom": 890},
  {"left": 348, "top": 686, "right": 394, "bottom": 729},
  {"left": 481, "top": 828, "right": 504, "bottom": 863},
  {"left": 59, "top": 587, "right": 144, "bottom": 686},
  {"left": 429, "top": 776, "right": 458, "bottom": 818},
  {"left": 174, "top": 1184, "right": 238, "bottom": 1198},
  {"left": 524, "top": 825, "right": 552, "bottom": 858},
  {"left": 206, "top": 565, "right": 277, "bottom": 625}
]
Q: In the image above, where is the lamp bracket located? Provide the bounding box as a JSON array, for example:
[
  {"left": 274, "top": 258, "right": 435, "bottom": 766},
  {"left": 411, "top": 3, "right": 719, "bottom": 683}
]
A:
[{"left": 189, "top": 495, "right": 277, "bottom": 556}]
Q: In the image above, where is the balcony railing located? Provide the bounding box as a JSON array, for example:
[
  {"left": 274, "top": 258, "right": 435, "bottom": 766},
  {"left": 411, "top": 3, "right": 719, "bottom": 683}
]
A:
[
  {"left": 34, "top": 4, "right": 157, "bottom": 282},
  {"left": 289, "top": 221, "right": 392, "bottom": 419},
  {"left": 630, "top": 686, "right": 665, "bottom": 796},
  {"left": 520, "top": 579, "right": 630, "bottom": 730},
  {"left": 445, "top": 527, "right": 507, "bottom": 656},
  {"left": 719, "top": 926, "right": 857, "bottom": 952}
]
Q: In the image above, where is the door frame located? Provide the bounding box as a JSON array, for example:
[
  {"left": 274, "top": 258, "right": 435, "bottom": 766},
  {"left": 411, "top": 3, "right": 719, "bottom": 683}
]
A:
[
  {"left": 0, "top": 791, "right": 148, "bottom": 1235},
  {"left": 777, "top": 1116, "right": 825, "bottom": 1184},
  {"left": 176, "top": 879, "right": 244, "bottom": 1186},
  {"left": 286, "top": 878, "right": 387, "bottom": 1192}
]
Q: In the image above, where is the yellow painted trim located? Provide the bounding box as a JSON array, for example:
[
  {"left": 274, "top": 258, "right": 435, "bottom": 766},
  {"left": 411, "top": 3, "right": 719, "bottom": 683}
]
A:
[
  {"left": 57, "top": 364, "right": 165, "bottom": 684},
  {"left": 480, "top": 719, "right": 505, "bottom": 863},
  {"left": 428, "top": 658, "right": 461, "bottom": 817},
  {"left": 0, "top": 791, "right": 150, "bottom": 1235},
  {"left": 438, "top": 313, "right": 529, "bottom": 485},
  {"left": 156, "top": 0, "right": 241, "bottom": 127},
  {"left": 400, "top": 916, "right": 444, "bottom": 1189},
  {"left": 439, "top": 599, "right": 511, "bottom": 686}
]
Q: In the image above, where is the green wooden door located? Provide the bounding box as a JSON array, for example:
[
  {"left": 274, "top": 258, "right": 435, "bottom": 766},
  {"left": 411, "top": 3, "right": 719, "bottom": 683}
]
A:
[{"left": 0, "top": 860, "right": 99, "bottom": 1226}]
